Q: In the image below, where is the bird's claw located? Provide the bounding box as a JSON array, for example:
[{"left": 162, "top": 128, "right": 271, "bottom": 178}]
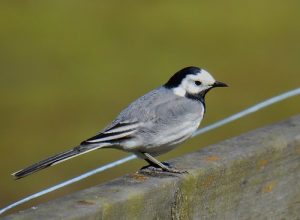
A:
[
  {"left": 139, "top": 165, "right": 188, "bottom": 174},
  {"left": 164, "top": 167, "right": 189, "bottom": 174}
]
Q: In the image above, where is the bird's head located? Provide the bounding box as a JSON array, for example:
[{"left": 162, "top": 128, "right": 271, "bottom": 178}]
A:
[{"left": 164, "top": 66, "right": 228, "bottom": 101}]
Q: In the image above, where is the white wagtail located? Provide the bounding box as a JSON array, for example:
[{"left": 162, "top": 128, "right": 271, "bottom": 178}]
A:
[{"left": 12, "top": 66, "right": 227, "bottom": 178}]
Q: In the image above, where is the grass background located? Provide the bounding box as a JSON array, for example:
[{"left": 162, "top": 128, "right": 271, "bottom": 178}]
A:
[{"left": 0, "top": 0, "right": 299, "bottom": 215}]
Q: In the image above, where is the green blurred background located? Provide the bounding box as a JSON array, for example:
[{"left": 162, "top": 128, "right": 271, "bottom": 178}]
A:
[{"left": 0, "top": 0, "right": 299, "bottom": 214}]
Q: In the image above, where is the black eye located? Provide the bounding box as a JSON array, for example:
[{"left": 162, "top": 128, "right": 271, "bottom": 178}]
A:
[{"left": 194, "top": 81, "right": 202, "bottom": 86}]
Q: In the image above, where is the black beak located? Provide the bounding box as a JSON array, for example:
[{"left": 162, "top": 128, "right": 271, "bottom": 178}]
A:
[{"left": 212, "top": 81, "right": 228, "bottom": 88}]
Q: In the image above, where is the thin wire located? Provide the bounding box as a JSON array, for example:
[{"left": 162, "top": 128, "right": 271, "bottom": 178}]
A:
[
  {"left": 1, "top": 87, "right": 299, "bottom": 215},
  {"left": 193, "top": 87, "right": 300, "bottom": 136},
  {"left": 0, "top": 155, "right": 137, "bottom": 215}
]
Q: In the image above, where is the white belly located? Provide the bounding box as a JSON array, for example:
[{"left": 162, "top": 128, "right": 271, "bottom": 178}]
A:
[
  {"left": 121, "top": 102, "right": 204, "bottom": 156},
  {"left": 122, "top": 116, "right": 202, "bottom": 156}
]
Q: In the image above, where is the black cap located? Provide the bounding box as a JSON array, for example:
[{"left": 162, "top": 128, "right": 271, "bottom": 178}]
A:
[{"left": 164, "top": 66, "right": 201, "bottom": 88}]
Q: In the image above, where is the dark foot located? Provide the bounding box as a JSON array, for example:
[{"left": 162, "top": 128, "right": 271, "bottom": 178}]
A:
[
  {"left": 163, "top": 167, "right": 188, "bottom": 174},
  {"left": 140, "top": 165, "right": 164, "bottom": 173},
  {"left": 140, "top": 164, "right": 188, "bottom": 174},
  {"left": 161, "top": 162, "right": 172, "bottom": 167},
  {"left": 140, "top": 162, "right": 173, "bottom": 170}
]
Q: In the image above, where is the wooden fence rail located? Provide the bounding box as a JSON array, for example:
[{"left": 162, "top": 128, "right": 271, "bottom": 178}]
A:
[{"left": 3, "top": 115, "right": 300, "bottom": 220}]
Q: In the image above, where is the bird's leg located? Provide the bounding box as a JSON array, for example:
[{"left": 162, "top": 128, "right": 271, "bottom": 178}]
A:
[
  {"left": 141, "top": 152, "right": 187, "bottom": 174},
  {"left": 142, "top": 159, "right": 172, "bottom": 169},
  {"left": 142, "top": 158, "right": 169, "bottom": 170}
]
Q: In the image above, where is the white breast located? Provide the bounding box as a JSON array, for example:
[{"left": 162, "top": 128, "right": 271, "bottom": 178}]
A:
[
  {"left": 137, "top": 102, "right": 204, "bottom": 155},
  {"left": 120, "top": 98, "right": 205, "bottom": 155}
]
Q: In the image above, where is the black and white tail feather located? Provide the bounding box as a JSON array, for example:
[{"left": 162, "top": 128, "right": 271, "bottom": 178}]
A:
[{"left": 12, "top": 121, "right": 138, "bottom": 179}]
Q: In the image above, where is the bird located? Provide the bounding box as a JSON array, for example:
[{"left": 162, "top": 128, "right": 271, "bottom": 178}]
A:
[{"left": 12, "top": 66, "right": 228, "bottom": 179}]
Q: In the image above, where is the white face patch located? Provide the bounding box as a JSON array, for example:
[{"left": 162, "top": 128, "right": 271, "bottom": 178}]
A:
[{"left": 173, "top": 69, "right": 216, "bottom": 97}]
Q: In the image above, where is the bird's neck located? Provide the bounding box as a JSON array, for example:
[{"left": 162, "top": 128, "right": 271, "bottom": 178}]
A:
[{"left": 185, "top": 92, "right": 206, "bottom": 112}]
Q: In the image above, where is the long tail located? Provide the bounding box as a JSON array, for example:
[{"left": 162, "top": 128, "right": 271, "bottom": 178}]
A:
[
  {"left": 12, "top": 144, "right": 106, "bottom": 179},
  {"left": 12, "top": 121, "right": 137, "bottom": 179}
]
